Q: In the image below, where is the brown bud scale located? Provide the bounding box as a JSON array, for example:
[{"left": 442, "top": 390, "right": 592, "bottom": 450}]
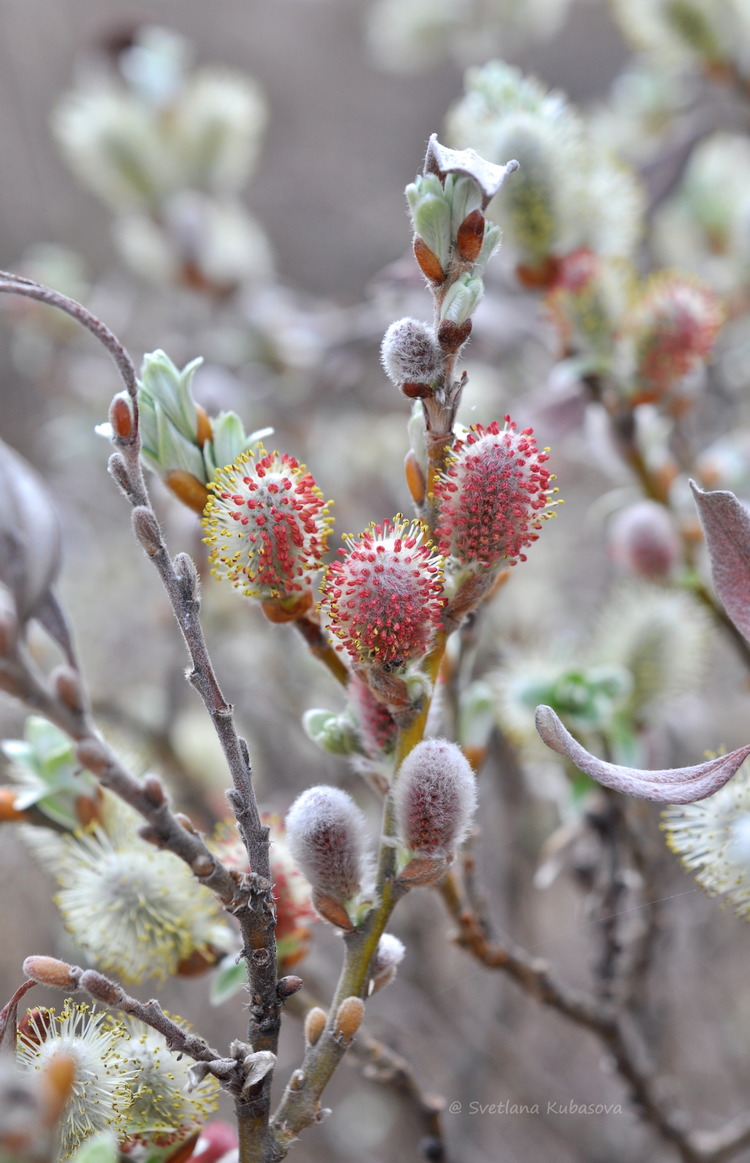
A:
[
  {"left": 413, "top": 236, "right": 446, "bottom": 284},
  {"left": 437, "top": 318, "right": 472, "bottom": 353},
  {"left": 109, "top": 395, "right": 134, "bottom": 440},
  {"left": 404, "top": 449, "right": 427, "bottom": 506},
  {"left": 304, "top": 1006, "right": 327, "bottom": 1047},
  {"left": 334, "top": 996, "right": 364, "bottom": 1043},
  {"left": 456, "top": 210, "right": 485, "bottom": 262},
  {"left": 165, "top": 470, "right": 210, "bottom": 515},
  {"left": 75, "top": 737, "right": 110, "bottom": 777},
  {"left": 195, "top": 404, "right": 213, "bottom": 449}
]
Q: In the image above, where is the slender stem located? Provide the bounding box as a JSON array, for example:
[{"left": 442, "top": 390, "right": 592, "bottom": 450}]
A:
[
  {"left": 271, "top": 879, "right": 403, "bottom": 1148},
  {"left": 0, "top": 274, "right": 139, "bottom": 401},
  {"left": 0, "top": 273, "right": 280, "bottom": 1160}
]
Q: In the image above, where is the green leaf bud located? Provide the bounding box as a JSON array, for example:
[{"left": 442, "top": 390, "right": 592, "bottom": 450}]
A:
[
  {"left": 140, "top": 350, "right": 203, "bottom": 441},
  {"left": 302, "top": 709, "right": 362, "bottom": 756},
  {"left": 155, "top": 405, "right": 207, "bottom": 481},
  {"left": 439, "top": 274, "right": 484, "bottom": 325},
  {"left": 406, "top": 177, "right": 453, "bottom": 268}
]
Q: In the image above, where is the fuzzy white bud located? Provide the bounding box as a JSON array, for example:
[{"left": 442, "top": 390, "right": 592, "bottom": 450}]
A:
[
  {"left": 380, "top": 317, "right": 442, "bottom": 386},
  {"left": 370, "top": 932, "right": 406, "bottom": 993}
]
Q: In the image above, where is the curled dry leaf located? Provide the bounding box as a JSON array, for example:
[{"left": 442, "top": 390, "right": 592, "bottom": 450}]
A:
[
  {"left": 425, "top": 135, "right": 519, "bottom": 207},
  {"left": 691, "top": 481, "right": 750, "bottom": 647},
  {"left": 535, "top": 705, "right": 750, "bottom": 803}
]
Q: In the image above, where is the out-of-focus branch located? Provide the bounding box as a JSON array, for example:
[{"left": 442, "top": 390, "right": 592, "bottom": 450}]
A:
[
  {"left": 439, "top": 873, "right": 750, "bottom": 1163},
  {"left": 0, "top": 274, "right": 281, "bottom": 1163},
  {"left": 350, "top": 1027, "right": 450, "bottom": 1163}
]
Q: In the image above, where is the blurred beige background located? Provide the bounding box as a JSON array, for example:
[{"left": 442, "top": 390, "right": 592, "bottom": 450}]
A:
[{"left": 4, "top": 6, "right": 742, "bottom": 1163}]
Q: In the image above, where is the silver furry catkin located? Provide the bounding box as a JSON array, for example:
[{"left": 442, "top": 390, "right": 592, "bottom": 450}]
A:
[
  {"left": 394, "top": 739, "right": 477, "bottom": 858},
  {"left": 285, "top": 786, "right": 372, "bottom": 906},
  {"left": 380, "top": 317, "right": 442, "bottom": 387}
]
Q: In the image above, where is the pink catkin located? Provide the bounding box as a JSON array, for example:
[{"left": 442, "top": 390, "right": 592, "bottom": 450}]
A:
[
  {"left": 394, "top": 739, "right": 477, "bottom": 857},
  {"left": 203, "top": 448, "right": 333, "bottom": 599},
  {"left": 434, "top": 419, "right": 555, "bottom": 568},
  {"left": 347, "top": 673, "right": 399, "bottom": 758},
  {"left": 321, "top": 518, "right": 444, "bottom": 665},
  {"left": 630, "top": 276, "right": 723, "bottom": 395}
]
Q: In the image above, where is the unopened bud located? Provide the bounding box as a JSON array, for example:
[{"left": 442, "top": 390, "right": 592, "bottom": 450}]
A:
[
  {"left": 75, "top": 736, "right": 110, "bottom": 777},
  {"left": 50, "top": 666, "right": 86, "bottom": 715},
  {"left": 142, "top": 773, "right": 166, "bottom": 805},
  {"left": 302, "top": 708, "right": 360, "bottom": 757},
  {"left": 608, "top": 500, "right": 681, "bottom": 580},
  {"left": 285, "top": 786, "right": 373, "bottom": 912},
  {"left": 277, "top": 975, "right": 303, "bottom": 1000},
  {"left": 456, "top": 209, "right": 485, "bottom": 262},
  {"left": 395, "top": 739, "right": 477, "bottom": 862},
  {"left": 79, "top": 969, "right": 123, "bottom": 1005},
  {"left": 369, "top": 933, "right": 406, "bottom": 994},
  {"left": 304, "top": 1006, "right": 327, "bottom": 1047},
  {"left": 380, "top": 318, "right": 442, "bottom": 388},
  {"left": 174, "top": 552, "right": 200, "bottom": 601},
  {"left": 176, "top": 811, "right": 197, "bottom": 833},
  {"left": 413, "top": 236, "right": 446, "bottom": 284},
  {"left": 437, "top": 318, "right": 472, "bottom": 353},
  {"left": 333, "top": 996, "right": 364, "bottom": 1044},
  {"left": 190, "top": 854, "right": 215, "bottom": 879},
  {"left": 0, "top": 438, "right": 61, "bottom": 622},
  {"left": 132, "top": 506, "right": 163, "bottom": 557},
  {"left": 108, "top": 452, "right": 134, "bottom": 499},
  {"left": 23, "top": 955, "right": 81, "bottom": 990},
  {"left": 108, "top": 392, "right": 134, "bottom": 441}
]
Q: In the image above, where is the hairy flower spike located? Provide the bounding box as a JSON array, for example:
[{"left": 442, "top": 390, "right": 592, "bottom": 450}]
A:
[
  {"left": 435, "top": 419, "right": 557, "bottom": 568},
  {"left": 285, "top": 786, "right": 373, "bottom": 913},
  {"left": 394, "top": 738, "right": 477, "bottom": 860},
  {"left": 117, "top": 1019, "right": 219, "bottom": 1149},
  {"left": 16, "top": 1003, "right": 136, "bottom": 1157},
  {"left": 663, "top": 761, "right": 750, "bottom": 918},
  {"left": 321, "top": 518, "right": 444, "bottom": 665},
  {"left": 22, "top": 796, "right": 230, "bottom": 983},
  {"left": 203, "top": 447, "right": 333, "bottom": 601},
  {"left": 626, "top": 274, "right": 723, "bottom": 400}
]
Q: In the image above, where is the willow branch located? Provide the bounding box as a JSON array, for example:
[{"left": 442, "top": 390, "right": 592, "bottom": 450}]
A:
[{"left": 0, "top": 274, "right": 280, "bottom": 1161}]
